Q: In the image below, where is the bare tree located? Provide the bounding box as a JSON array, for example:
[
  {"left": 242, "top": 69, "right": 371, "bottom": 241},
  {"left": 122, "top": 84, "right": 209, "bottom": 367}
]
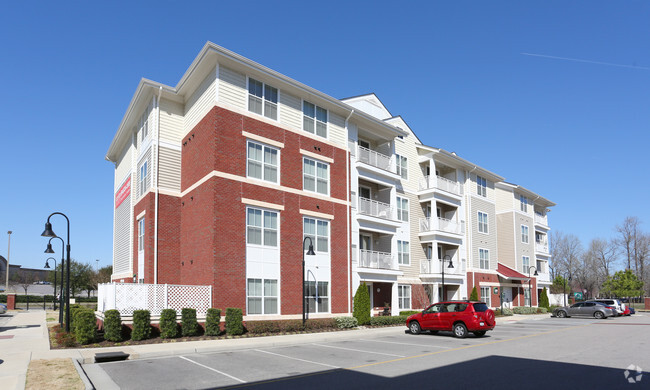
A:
[
  {"left": 615, "top": 216, "right": 641, "bottom": 273},
  {"left": 586, "top": 238, "right": 618, "bottom": 278},
  {"left": 573, "top": 251, "right": 600, "bottom": 298},
  {"left": 550, "top": 231, "right": 582, "bottom": 275},
  {"left": 636, "top": 234, "right": 650, "bottom": 296}
]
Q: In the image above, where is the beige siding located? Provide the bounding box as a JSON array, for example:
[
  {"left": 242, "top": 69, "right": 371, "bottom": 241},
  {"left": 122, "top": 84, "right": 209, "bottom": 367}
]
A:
[
  {"left": 328, "top": 112, "right": 346, "bottom": 147},
  {"left": 410, "top": 192, "right": 427, "bottom": 275},
  {"left": 399, "top": 192, "right": 421, "bottom": 279},
  {"left": 471, "top": 197, "right": 497, "bottom": 270},
  {"left": 159, "top": 98, "right": 184, "bottom": 144},
  {"left": 114, "top": 142, "right": 133, "bottom": 191},
  {"left": 159, "top": 147, "right": 181, "bottom": 192},
  {"left": 184, "top": 66, "right": 216, "bottom": 135},
  {"left": 495, "top": 187, "right": 514, "bottom": 211},
  {"left": 279, "top": 91, "right": 302, "bottom": 130},
  {"left": 515, "top": 214, "right": 534, "bottom": 273},
  {"left": 394, "top": 136, "right": 421, "bottom": 194},
  {"left": 136, "top": 147, "right": 153, "bottom": 200},
  {"left": 469, "top": 172, "right": 495, "bottom": 201},
  {"left": 218, "top": 66, "right": 247, "bottom": 111},
  {"left": 497, "top": 212, "right": 515, "bottom": 269},
  {"left": 113, "top": 195, "right": 131, "bottom": 275}
]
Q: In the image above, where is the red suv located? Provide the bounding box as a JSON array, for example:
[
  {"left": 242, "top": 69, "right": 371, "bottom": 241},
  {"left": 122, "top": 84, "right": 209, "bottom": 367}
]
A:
[{"left": 406, "top": 301, "right": 496, "bottom": 338}]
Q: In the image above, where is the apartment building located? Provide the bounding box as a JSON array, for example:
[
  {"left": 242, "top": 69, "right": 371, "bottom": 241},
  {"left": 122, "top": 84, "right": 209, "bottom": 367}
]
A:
[{"left": 106, "top": 42, "right": 555, "bottom": 319}]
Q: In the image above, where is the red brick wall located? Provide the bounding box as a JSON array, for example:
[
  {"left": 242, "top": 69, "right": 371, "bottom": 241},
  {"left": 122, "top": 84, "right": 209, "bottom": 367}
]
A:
[
  {"left": 157, "top": 194, "right": 181, "bottom": 285},
  {"left": 411, "top": 284, "right": 429, "bottom": 310}
]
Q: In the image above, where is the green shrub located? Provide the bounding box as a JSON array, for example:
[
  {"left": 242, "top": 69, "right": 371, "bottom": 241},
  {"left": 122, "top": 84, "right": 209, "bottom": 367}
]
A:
[
  {"left": 160, "top": 309, "right": 178, "bottom": 339},
  {"left": 335, "top": 317, "right": 358, "bottom": 329},
  {"left": 470, "top": 286, "right": 479, "bottom": 301},
  {"left": 304, "top": 318, "right": 337, "bottom": 330},
  {"left": 204, "top": 308, "right": 221, "bottom": 336},
  {"left": 74, "top": 310, "right": 97, "bottom": 345},
  {"left": 131, "top": 310, "right": 151, "bottom": 341},
  {"left": 225, "top": 308, "right": 243, "bottom": 335},
  {"left": 536, "top": 307, "right": 548, "bottom": 314},
  {"left": 499, "top": 307, "right": 514, "bottom": 316},
  {"left": 513, "top": 306, "right": 538, "bottom": 315},
  {"left": 399, "top": 310, "right": 420, "bottom": 316},
  {"left": 181, "top": 308, "right": 199, "bottom": 337},
  {"left": 539, "top": 287, "right": 550, "bottom": 309},
  {"left": 353, "top": 282, "right": 370, "bottom": 326},
  {"left": 67, "top": 304, "right": 84, "bottom": 331},
  {"left": 369, "top": 315, "right": 408, "bottom": 326},
  {"left": 103, "top": 310, "right": 122, "bottom": 342},
  {"left": 246, "top": 320, "right": 281, "bottom": 334}
]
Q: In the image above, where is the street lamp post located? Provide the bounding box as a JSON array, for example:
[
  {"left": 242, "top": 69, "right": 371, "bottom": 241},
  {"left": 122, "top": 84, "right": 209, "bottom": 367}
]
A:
[
  {"left": 302, "top": 237, "right": 316, "bottom": 327},
  {"left": 44, "top": 257, "right": 58, "bottom": 311},
  {"left": 527, "top": 266, "right": 538, "bottom": 308},
  {"left": 41, "top": 212, "right": 72, "bottom": 333},
  {"left": 45, "top": 237, "right": 65, "bottom": 326},
  {"left": 550, "top": 266, "right": 571, "bottom": 307},
  {"left": 440, "top": 255, "right": 454, "bottom": 301},
  {"left": 5, "top": 231, "right": 11, "bottom": 292}
]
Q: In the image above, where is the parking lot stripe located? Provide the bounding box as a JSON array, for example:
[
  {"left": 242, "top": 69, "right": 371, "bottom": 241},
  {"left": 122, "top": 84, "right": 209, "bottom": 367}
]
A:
[
  {"left": 312, "top": 343, "right": 406, "bottom": 357},
  {"left": 179, "top": 356, "right": 246, "bottom": 383},
  {"left": 357, "top": 339, "right": 450, "bottom": 349},
  {"left": 254, "top": 349, "right": 339, "bottom": 368}
]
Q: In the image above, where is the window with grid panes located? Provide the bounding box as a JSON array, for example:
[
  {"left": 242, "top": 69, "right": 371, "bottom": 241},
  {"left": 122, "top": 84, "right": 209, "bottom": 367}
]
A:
[
  {"left": 398, "top": 285, "right": 411, "bottom": 309},
  {"left": 396, "top": 155, "right": 408, "bottom": 179},
  {"left": 477, "top": 176, "right": 487, "bottom": 197},
  {"left": 246, "top": 208, "right": 278, "bottom": 247},
  {"left": 248, "top": 78, "right": 278, "bottom": 120},
  {"left": 305, "top": 281, "right": 329, "bottom": 313},
  {"left": 479, "top": 248, "right": 490, "bottom": 270},
  {"left": 397, "top": 197, "right": 409, "bottom": 222},
  {"left": 521, "top": 225, "right": 529, "bottom": 243},
  {"left": 247, "top": 141, "right": 278, "bottom": 183},
  {"left": 398, "top": 240, "right": 410, "bottom": 265},
  {"left": 247, "top": 278, "right": 278, "bottom": 315},
  {"left": 303, "top": 158, "right": 329, "bottom": 195},
  {"left": 478, "top": 212, "right": 488, "bottom": 233},
  {"left": 304, "top": 217, "right": 329, "bottom": 253},
  {"left": 303, "top": 101, "right": 327, "bottom": 138}
]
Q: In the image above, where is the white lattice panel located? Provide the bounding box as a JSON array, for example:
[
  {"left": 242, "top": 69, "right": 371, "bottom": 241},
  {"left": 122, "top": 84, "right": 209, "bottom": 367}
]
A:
[
  {"left": 98, "top": 283, "right": 211, "bottom": 316},
  {"left": 167, "top": 285, "right": 212, "bottom": 314}
]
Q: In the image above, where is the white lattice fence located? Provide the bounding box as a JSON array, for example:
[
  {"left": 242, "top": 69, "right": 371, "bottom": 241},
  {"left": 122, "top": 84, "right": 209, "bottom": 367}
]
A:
[{"left": 98, "top": 283, "right": 212, "bottom": 316}]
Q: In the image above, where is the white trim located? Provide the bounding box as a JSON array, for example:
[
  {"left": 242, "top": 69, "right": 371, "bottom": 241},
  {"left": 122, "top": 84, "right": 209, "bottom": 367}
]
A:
[
  {"left": 241, "top": 198, "right": 285, "bottom": 211},
  {"left": 300, "top": 209, "right": 334, "bottom": 220},
  {"left": 136, "top": 210, "right": 146, "bottom": 220},
  {"left": 246, "top": 140, "right": 280, "bottom": 185},
  {"left": 158, "top": 139, "right": 182, "bottom": 151},
  {"left": 301, "top": 99, "right": 329, "bottom": 140},
  {"left": 243, "top": 131, "right": 285, "bottom": 149},
  {"left": 477, "top": 210, "right": 489, "bottom": 234},
  {"left": 302, "top": 157, "right": 330, "bottom": 196},
  {"left": 158, "top": 189, "right": 182, "bottom": 197},
  {"left": 246, "top": 76, "right": 280, "bottom": 122},
  {"left": 300, "top": 149, "right": 334, "bottom": 164},
  {"left": 478, "top": 247, "right": 490, "bottom": 270}
]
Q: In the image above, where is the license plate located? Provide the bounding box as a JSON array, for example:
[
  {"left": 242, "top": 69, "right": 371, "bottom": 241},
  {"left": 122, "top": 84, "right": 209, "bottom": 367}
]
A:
[{"left": 480, "top": 322, "right": 485, "bottom": 326}]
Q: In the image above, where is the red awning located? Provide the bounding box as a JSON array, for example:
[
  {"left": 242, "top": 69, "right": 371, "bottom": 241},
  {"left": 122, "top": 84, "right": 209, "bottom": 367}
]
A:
[{"left": 497, "top": 263, "right": 530, "bottom": 280}]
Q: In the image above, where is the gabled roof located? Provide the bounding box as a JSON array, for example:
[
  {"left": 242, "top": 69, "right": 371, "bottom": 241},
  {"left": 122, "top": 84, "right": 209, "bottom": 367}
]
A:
[
  {"left": 497, "top": 182, "right": 556, "bottom": 208},
  {"left": 497, "top": 263, "right": 530, "bottom": 280},
  {"left": 340, "top": 93, "right": 392, "bottom": 120},
  {"left": 416, "top": 144, "right": 505, "bottom": 182}
]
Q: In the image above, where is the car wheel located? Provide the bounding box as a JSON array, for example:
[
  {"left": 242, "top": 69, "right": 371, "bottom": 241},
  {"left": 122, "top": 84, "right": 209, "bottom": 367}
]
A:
[
  {"left": 594, "top": 311, "right": 605, "bottom": 319},
  {"left": 473, "top": 331, "right": 486, "bottom": 337},
  {"left": 453, "top": 323, "right": 468, "bottom": 339},
  {"left": 557, "top": 310, "right": 567, "bottom": 318},
  {"left": 409, "top": 321, "right": 421, "bottom": 335}
]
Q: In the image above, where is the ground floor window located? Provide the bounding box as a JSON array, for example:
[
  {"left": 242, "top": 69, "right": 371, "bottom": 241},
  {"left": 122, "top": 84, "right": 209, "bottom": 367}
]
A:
[
  {"left": 524, "top": 288, "right": 531, "bottom": 306},
  {"left": 398, "top": 284, "right": 411, "bottom": 309},
  {"left": 247, "top": 278, "right": 278, "bottom": 315},
  {"left": 480, "top": 287, "right": 491, "bottom": 307},
  {"left": 305, "top": 281, "right": 329, "bottom": 313}
]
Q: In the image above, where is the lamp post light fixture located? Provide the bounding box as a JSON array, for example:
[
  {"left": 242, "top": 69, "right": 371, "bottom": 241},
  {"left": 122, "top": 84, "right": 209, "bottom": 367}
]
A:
[
  {"left": 302, "top": 236, "right": 316, "bottom": 327},
  {"left": 527, "top": 266, "right": 538, "bottom": 308},
  {"left": 44, "top": 257, "right": 59, "bottom": 312},
  {"left": 41, "top": 212, "right": 72, "bottom": 333},
  {"left": 45, "top": 237, "right": 65, "bottom": 326},
  {"left": 441, "top": 255, "right": 454, "bottom": 301},
  {"left": 5, "top": 231, "right": 11, "bottom": 293}
]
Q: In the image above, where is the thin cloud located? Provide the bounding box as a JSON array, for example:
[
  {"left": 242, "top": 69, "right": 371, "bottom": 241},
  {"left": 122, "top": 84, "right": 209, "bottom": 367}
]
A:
[{"left": 521, "top": 52, "right": 650, "bottom": 70}]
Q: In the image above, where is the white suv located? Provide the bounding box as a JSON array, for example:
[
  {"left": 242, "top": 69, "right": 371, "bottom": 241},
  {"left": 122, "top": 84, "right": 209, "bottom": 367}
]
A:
[{"left": 593, "top": 299, "right": 624, "bottom": 316}]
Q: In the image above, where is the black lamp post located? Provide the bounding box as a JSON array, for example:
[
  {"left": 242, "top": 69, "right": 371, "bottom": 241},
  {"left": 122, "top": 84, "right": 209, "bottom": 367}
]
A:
[
  {"left": 441, "top": 255, "right": 454, "bottom": 301},
  {"left": 527, "top": 266, "right": 538, "bottom": 308},
  {"left": 41, "top": 212, "right": 71, "bottom": 333},
  {"left": 45, "top": 237, "right": 65, "bottom": 326},
  {"left": 550, "top": 266, "right": 571, "bottom": 307},
  {"left": 44, "top": 257, "right": 58, "bottom": 311},
  {"left": 302, "top": 236, "right": 316, "bottom": 327}
]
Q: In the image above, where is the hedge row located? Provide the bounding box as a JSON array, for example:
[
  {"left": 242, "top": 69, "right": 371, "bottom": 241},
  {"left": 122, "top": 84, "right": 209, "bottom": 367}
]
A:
[{"left": 369, "top": 315, "right": 408, "bottom": 326}]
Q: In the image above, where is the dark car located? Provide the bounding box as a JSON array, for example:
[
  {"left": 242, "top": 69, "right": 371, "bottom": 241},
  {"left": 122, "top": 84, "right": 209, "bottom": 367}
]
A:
[
  {"left": 406, "top": 301, "right": 496, "bottom": 338},
  {"left": 553, "top": 301, "right": 615, "bottom": 319}
]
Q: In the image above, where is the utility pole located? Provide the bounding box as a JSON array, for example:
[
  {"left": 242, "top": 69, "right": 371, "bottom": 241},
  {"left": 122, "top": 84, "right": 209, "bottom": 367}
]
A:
[{"left": 5, "top": 231, "right": 11, "bottom": 292}]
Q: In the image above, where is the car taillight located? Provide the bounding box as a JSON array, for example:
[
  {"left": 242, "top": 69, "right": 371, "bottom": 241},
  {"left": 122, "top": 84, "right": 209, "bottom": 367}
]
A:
[{"left": 605, "top": 306, "right": 613, "bottom": 310}]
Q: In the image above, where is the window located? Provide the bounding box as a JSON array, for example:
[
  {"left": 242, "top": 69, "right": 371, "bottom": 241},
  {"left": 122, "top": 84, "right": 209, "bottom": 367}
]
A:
[
  {"left": 303, "top": 101, "right": 327, "bottom": 138},
  {"left": 476, "top": 176, "right": 487, "bottom": 197},
  {"left": 522, "top": 256, "right": 530, "bottom": 273},
  {"left": 521, "top": 225, "right": 529, "bottom": 243},
  {"left": 304, "top": 218, "right": 329, "bottom": 253},
  {"left": 397, "top": 197, "right": 409, "bottom": 222},
  {"left": 524, "top": 288, "right": 531, "bottom": 306},
  {"left": 138, "top": 218, "right": 145, "bottom": 251},
  {"left": 398, "top": 240, "right": 410, "bottom": 265},
  {"left": 303, "top": 158, "right": 329, "bottom": 195},
  {"left": 480, "top": 287, "right": 491, "bottom": 307},
  {"left": 478, "top": 212, "right": 488, "bottom": 234},
  {"left": 398, "top": 285, "right": 411, "bottom": 309},
  {"left": 305, "top": 281, "right": 329, "bottom": 313},
  {"left": 246, "top": 208, "right": 278, "bottom": 247},
  {"left": 396, "top": 154, "right": 408, "bottom": 179},
  {"left": 247, "top": 141, "right": 278, "bottom": 183},
  {"left": 138, "top": 161, "right": 149, "bottom": 197},
  {"left": 248, "top": 78, "right": 278, "bottom": 120},
  {"left": 140, "top": 109, "right": 149, "bottom": 142},
  {"left": 520, "top": 194, "right": 528, "bottom": 212},
  {"left": 479, "top": 248, "right": 489, "bottom": 270},
  {"left": 247, "top": 278, "right": 278, "bottom": 315}
]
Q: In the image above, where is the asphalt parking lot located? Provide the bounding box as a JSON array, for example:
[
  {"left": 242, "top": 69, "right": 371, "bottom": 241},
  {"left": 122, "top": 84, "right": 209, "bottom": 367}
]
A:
[{"left": 85, "top": 314, "right": 650, "bottom": 390}]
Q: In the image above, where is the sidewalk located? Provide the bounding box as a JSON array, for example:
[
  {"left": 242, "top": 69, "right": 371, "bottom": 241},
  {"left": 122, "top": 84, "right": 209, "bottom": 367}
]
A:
[{"left": 495, "top": 313, "right": 551, "bottom": 324}]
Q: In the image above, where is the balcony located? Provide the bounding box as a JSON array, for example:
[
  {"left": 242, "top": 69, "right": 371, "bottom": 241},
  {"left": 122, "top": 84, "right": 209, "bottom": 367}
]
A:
[
  {"left": 536, "top": 271, "right": 551, "bottom": 283},
  {"left": 358, "top": 198, "right": 393, "bottom": 220},
  {"left": 419, "top": 217, "right": 465, "bottom": 235},
  {"left": 358, "top": 249, "right": 397, "bottom": 270},
  {"left": 357, "top": 146, "right": 395, "bottom": 173},
  {"left": 420, "top": 258, "right": 465, "bottom": 276},
  {"left": 419, "top": 175, "right": 464, "bottom": 196},
  {"left": 535, "top": 213, "right": 548, "bottom": 227},
  {"left": 536, "top": 241, "right": 549, "bottom": 254}
]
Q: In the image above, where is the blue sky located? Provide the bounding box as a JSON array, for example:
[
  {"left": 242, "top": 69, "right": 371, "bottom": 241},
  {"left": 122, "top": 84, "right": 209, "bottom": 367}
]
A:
[{"left": 1, "top": 1, "right": 648, "bottom": 272}]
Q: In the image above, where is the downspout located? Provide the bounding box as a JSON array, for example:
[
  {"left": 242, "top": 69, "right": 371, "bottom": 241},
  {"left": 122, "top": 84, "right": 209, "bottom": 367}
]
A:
[
  {"left": 468, "top": 166, "right": 477, "bottom": 292},
  {"left": 154, "top": 86, "right": 162, "bottom": 284},
  {"left": 345, "top": 109, "right": 354, "bottom": 314}
]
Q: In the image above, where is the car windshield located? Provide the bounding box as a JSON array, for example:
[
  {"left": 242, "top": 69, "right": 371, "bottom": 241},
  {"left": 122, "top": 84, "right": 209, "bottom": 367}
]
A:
[{"left": 473, "top": 303, "right": 489, "bottom": 312}]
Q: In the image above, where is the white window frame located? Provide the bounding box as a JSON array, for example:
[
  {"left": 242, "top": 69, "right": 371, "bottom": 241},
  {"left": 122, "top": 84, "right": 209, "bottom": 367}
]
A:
[
  {"left": 397, "top": 197, "right": 409, "bottom": 222},
  {"left": 247, "top": 140, "right": 279, "bottom": 184},
  {"left": 521, "top": 225, "right": 529, "bottom": 243},
  {"left": 396, "top": 154, "right": 408, "bottom": 180},
  {"left": 248, "top": 77, "right": 278, "bottom": 120},
  {"left": 140, "top": 109, "right": 149, "bottom": 143},
  {"left": 303, "top": 217, "right": 329, "bottom": 253},
  {"left": 305, "top": 280, "right": 330, "bottom": 313},
  {"left": 524, "top": 288, "right": 531, "bottom": 306},
  {"left": 138, "top": 217, "right": 145, "bottom": 252},
  {"left": 398, "top": 240, "right": 410, "bottom": 265},
  {"left": 398, "top": 284, "right": 411, "bottom": 310},
  {"left": 246, "top": 207, "right": 279, "bottom": 247},
  {"left": 479, "top": 248, "right": 490, "bottom": 270},
  {"left": 247, "top": 278, "right": 279, "bottom": 315},
  {"left": 303, "top": 100, "right": 328, "bottom": 138},
  {"left": 481, "top": 286, "right": 491, "bottom": 307},
  {"left": 477, "top": 176, "right": 487, "bottom": 197},
  {"left": 520, "top": 194, "right": 528, "bottom": 212},
  {"left": 478, "top": 211, "right": 489, "bottom": 234},
  {"left": 303, "top": 157, "right": 329, "bottom": 196},
  {"left": 522, "top": 256, "right": 530, "bottom": 273},
  {"left": 138, "top": 161, "right": 149, "bottom": 197}
]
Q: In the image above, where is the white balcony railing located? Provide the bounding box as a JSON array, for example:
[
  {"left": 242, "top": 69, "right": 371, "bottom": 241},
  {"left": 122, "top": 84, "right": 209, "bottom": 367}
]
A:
[
  {"left": 419, "top": 217, "right": 465, "bottom": 235},
  {"left": 536, "top": 272, "right": 551, "bottom": 283},
  {"left": 419, "top": 175, "right": 464, "bottom": 196},
  {"left": 358, "top": 197, "right": 393, "bottom": 219},
  {"left": 536, "top": 241, "right": 549, "bottom": 253},
  {"left": 357, "top": 146, "right": 394, "bottom": 173},
  {"left": 535, "top": 213, "right": 548, "bottom": 226},
  {"left": 421, "top": 258, "right": 465, "bottom": 275},
  {"left": 358, "top": 249, "right": 396, "bottom": 270}
]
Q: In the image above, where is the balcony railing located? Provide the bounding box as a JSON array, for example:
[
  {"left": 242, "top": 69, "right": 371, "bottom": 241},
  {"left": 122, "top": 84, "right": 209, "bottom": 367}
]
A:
[
  {"left": 358, "top": 249, "right": 396, "bottom": 270},
  {"left": 536, "top": 241, "right": 549, "bottom": 253},
  {"left": 421, "top": 258, "right": 465, "bottom": 275},
  {"left": 536, "top": 272, "right": 551, "bottom": 283},
  {"left": 358, "top": 197, "right": 393, "bottom": 219},
  {"left": 419, "top": 217, "right": 465, "bottom": 235},
  {"left": 535, "top": 213, "right": 548, "bottom": 226},
  {"left": 419, "top": 175, "right": 464, "bottom": 196},
  {"left": 357, "top": 146, "right": 394, "bottom": 173}
]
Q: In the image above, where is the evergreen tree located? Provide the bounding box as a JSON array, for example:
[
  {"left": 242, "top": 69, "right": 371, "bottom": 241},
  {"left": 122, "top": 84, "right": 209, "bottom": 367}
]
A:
[
  {"left": 539, "top": 287, "right": 550, "bottom": 309},
  {"left": 469, "top": 286, "right": 478, "bottom": 301},
  {"left": 353, "top": 282, "right": 371, "bottom": 325}
]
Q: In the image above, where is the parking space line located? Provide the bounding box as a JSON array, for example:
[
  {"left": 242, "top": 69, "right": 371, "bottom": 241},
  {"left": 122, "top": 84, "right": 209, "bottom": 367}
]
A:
[
  {"left": 254, "top": 349, "right": 339, "bottom": 368},
  {"left": 357, "top": 339, "right": 450, "bottom": 349},
  {"left": 179, "top": 356, "right": 246, "bottom": 383},
  {"left": 312, "top": 343, "right": 406, "bottom": 357}
]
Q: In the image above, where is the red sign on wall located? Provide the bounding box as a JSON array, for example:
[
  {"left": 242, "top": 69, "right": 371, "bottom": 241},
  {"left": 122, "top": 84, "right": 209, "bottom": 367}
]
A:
[{"left": 115, "top": 177, "right": 131, "bottom": 209}]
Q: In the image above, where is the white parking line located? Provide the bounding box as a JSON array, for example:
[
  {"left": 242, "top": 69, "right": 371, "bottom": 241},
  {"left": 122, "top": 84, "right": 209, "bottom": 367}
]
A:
[
  {"left": 254, "top": 349, "right": 340, "bottom": 368},
  {"left": 179, "top": 356, "right": 246, "bottom": 383},
  {"left": 312, "top": 343, "right": 406, "bottom": 357},
  {"left": 357, "top": 339, "right": 451, "bottom": 349}
]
